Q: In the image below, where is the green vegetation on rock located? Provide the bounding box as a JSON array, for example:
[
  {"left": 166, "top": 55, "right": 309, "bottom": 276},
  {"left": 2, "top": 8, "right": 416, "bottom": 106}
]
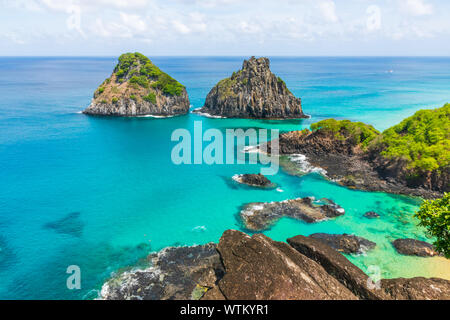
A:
[
  {"left": 415, "top": 193, "right": 450, "bottom": 258},
  {"left": 113, "top": 52, "right": 184, "bottom": 96},
  {"left": 143, "top": 92, "right": 157, "bottom": 104},
  {"left": 310, "top": 119, "right": 380, "bottom": 148},
  {"left": 373, "top": 104, "right": 450, "bottom": 173}
]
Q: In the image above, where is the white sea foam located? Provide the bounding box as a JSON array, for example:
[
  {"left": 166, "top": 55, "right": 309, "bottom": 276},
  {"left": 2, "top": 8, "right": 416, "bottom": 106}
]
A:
[
  {"left": 288, "top": 154, "right": 327, "bottom": 176},
  {"left": 192, "top": 225, "right": 207, "bottom": 232},
  {"left": 191, "top": 107, "right": 226, "bottom": 119},
  {"left": 276, "top": 187, "right": 284, "bottom": 193},
  {"left": 241, "top": 203, "right": 265, "bottom": 217},
  {"left": 136, "top": 114, "right": 175, "bottom": 118},
  {"left": 242, "top": 145, "right": 261, "bottom": 154},
  {"left": 232, "top": 174, "right": 243, "bottom": 183}
]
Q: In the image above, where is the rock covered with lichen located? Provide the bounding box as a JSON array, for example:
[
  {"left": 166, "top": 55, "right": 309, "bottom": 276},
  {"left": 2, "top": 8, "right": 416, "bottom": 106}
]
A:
[
  {"left": 195, "top": 56, "right": 306, "bottom": 119},
  {"left": 83, "top": 52, "right": 190, "bottom": 117}
]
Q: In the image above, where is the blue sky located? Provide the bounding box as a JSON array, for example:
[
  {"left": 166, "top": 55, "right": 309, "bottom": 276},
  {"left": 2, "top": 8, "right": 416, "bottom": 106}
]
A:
[{"left": 1, "top": 0, "right": 450, "bottom": 56}]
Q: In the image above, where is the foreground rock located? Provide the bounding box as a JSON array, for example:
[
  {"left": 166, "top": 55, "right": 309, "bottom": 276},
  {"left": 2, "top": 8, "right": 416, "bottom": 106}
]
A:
[
  {"left": 309, "top": 233, "right": 376, "bottom": 254},
  {"left": 101, "top": 230, "right": 450, "bottom": 300},
  {"left": 287, "top": 234, "right": 388, "bottom": 300},
  {"left": 381, "top": 277, "right": 450, "bottom": 300},
  {"left": 392, "top": 239, "right": 440, "bottom": 257},
  {"left": 100, "top": 243, "right": 224, "bottom": 300},
  {"left": 232, "top": 174, "right": 274, "bottom": 188},
  {"left": 240, "top": 197, "right": 345, "bottom": 231},
  {"left": 202, "top": 230, "right": 357, "bottom": 300},
  {"left": 195, "top": 57, "right": 307, "bottom": 119},
  {"left": 83, "top": 52, "right": 190, "bottom": 117}
]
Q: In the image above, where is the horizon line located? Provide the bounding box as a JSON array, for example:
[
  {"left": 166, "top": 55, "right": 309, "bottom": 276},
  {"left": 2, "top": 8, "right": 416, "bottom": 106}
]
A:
[{"left": 1, "top": 55, "right": 450, "bottom": 58}]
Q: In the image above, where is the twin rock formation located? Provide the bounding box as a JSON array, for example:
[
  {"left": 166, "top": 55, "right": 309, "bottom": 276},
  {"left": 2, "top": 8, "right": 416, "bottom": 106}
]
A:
[
  {"left": 195, "top": 57, "right": 306, "bottom": 119},
  {"left": 83, "top": 53, "right": 190, "bottom": 117},
  {"left": 83, "top": 53, "right": 304, "bottom": 119},
  {"left": 101, "top": 230, "right": 450, "bottom": 300}
]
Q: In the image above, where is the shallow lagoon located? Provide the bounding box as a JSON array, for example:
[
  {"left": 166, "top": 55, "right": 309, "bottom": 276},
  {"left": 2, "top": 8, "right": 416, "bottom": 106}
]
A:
[{"left": 0, "top": 57, "right": 449, "bottom": 299}]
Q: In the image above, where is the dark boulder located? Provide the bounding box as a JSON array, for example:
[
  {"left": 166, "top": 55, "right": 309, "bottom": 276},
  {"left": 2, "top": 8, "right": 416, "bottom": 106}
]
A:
[
  {"left": 392, "top": 239, "right": 439, "bottom": 257},
  {"left": 309, "top": 233, "right": 376, "bottom": 254},
  {"left": 364, "top": 211, "right": 380, "bottom": 218}
]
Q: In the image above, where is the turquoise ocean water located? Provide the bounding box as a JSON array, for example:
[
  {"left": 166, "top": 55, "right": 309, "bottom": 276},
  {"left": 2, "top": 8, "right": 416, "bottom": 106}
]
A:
[{"left": 0, "top": 57, "right": 449, "bottom": 299}]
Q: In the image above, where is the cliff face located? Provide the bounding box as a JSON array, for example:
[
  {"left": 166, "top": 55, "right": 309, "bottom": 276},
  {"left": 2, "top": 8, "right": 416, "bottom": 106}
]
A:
[
  {"left": 196, "top": 57, "right": 306, "bottom": 119},
  {"left": 83, "top": 52, "right": 190, "bottom": 117}
]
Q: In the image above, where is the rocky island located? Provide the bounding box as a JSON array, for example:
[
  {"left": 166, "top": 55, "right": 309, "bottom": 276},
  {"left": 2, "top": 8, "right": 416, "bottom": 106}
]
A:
[
  {"left": 194, "top": 57, "right": 307, "bottom": 119},
  {"left": 240, "top": 197, "right": 345, "bottom": 231},
  {"left": 83, "top": 52, "right": 190, "bottom": 117},
  {"left": 100, "top": 230, "right": 450, "bottom": 300},
  {"left": 267, "top": 104, "right": 450, "bottom": 198},
  {"left": 232, "top": 173, "right": 274, "bottom": 188}
]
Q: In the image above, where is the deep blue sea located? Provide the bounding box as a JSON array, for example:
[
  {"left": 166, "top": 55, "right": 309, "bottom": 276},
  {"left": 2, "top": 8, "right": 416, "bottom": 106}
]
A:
[{"left": 0, "top": 57, "right": 449, "bottom": 300}]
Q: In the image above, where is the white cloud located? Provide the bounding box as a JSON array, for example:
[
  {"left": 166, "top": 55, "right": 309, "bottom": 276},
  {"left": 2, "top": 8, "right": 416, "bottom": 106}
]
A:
[
  {"left": 119, "top": 12, "right": 147, "bottom": 32},
  {"left": 172, "top": 20, "right": 191, "bottom": 34},
  {"left": 318, "top": 1, "right": 338, "bottom": 23},
  {"left": 401, "top": 0, "right": 433, "bottom": 16}
]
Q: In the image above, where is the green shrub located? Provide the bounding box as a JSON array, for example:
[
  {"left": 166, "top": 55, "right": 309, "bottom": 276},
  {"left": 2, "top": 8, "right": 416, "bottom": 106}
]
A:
[
  {"left": 415, "top": 193, "right": 450, "bottom": 258},
  {"left": 375, "top": 104, "right": 450, "bottom": 173},
  {"left": 130, "top": 95, "right": 137, "bottom": 101},
  {"left": 112, "top": 97, "right": 118, "bottom": 103},
  {"left": 143, "top": 92, "right": 157, "bottom": 104},
  {"left": 129, "top": 75, "right": 149, "bottom": 88},
  {"left": 98, "top": 87, "right": 105, "bottom": 94},
  {"left": 310, "top": 119, "right": 380, "bottom": 148}
]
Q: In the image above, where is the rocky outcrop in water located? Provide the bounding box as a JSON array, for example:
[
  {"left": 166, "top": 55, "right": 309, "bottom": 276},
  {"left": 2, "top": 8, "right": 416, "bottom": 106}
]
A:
[
  {"left": 309, "top": 233, "right": 376, "bottom": 254},
  {"left": 83, "top": 52, "right": 190, "bottom": 117},
  {"left": 232, "top": 174, "right": 274, "bottom": 188},
  {"left": 364, "top": 211, "right": 380, "bottom": 218},
  {"left": 392, "top": 239, "right": 440, "bottom": 257},
  {"left": 194, "top": 57, "right": 306, "bottom": 119},
  {"left": 100, "top": 230, "right": 450, "bottom": 300},
  {"left": 240, "top": 197, "right": 345, "bottom": 231}
]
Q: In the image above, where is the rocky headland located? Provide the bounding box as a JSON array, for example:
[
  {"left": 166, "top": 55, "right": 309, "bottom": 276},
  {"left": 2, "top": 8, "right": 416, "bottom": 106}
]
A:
[
  {"left": 100, "top": 230, "right": 450, "bottom": 300},
  {"left": 194, "top": 57, "right": 307, "bottom": 119},
  {"left": 240, "top": 197, "right": 345, "bottom": 231},
  {"left": 266, "top": 105, "right": 450, "bottom": 198},
  {"left": 83, "top": 52, "right": 190, "bottom": 117}
]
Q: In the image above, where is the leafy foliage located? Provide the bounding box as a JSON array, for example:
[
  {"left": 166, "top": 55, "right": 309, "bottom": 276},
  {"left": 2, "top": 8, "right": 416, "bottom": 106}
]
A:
[
  {"left": 373, "top": 104, "right": 450, "bottom": 173},
  {"left": 129, "top": 75, "right": 149, "bottom": 88},
  {"left": 310, "top": 119, "right": 380, "bottom": 148},
  {"left": 143, "top": 92, "right": 157, "bottom": 104},
  {"left": 415, "top": 193, "right": 450, "bottom": 258}
]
